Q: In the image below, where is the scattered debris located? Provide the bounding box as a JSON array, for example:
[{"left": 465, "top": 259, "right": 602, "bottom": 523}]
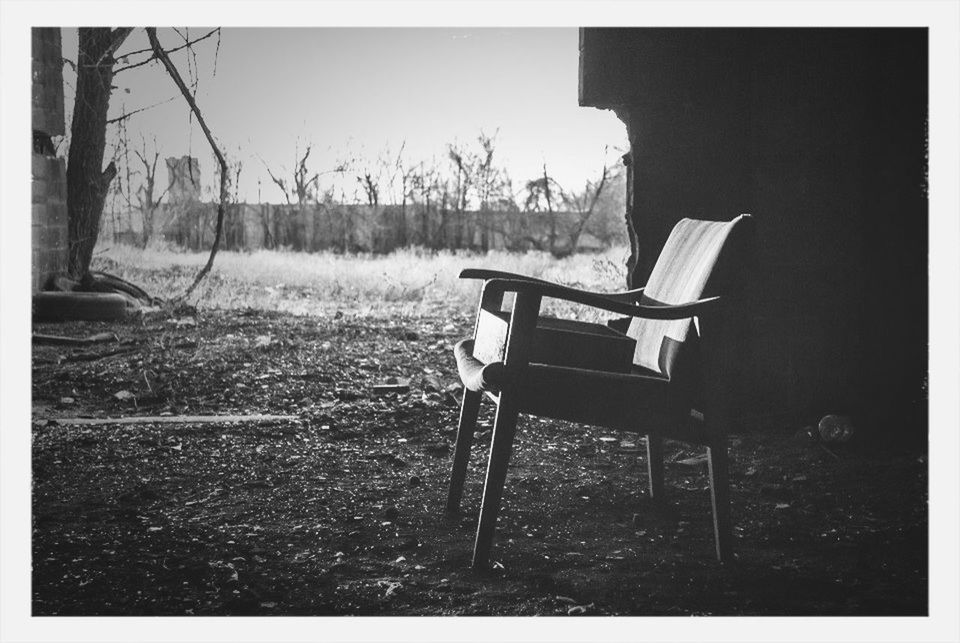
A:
[
  {"left": 47, "top": 414, "right": 298, "bottom": 426},
  {"left": 380, "top": 581, "right": 403, "bottom": 598},
  {"left": 33, "top": 332, "right": 118, "bottom": 346},
  {"left": 567, "top": 602, "right": 594, "bottom": 615},
  {"left": 30, "top": 308, "right": 927, "bottom": 616},
  {"left": 63, "top": 345, "right": 141, "bottom": 363},
  {"left": 677, "top": 454, "right": 709, "bottom": 467},
  {"left": 373, "top": 377, "right": 411, "bottom": 394},
  {"left": 818, "top": 443, "right": 841, "bottom": 461}
]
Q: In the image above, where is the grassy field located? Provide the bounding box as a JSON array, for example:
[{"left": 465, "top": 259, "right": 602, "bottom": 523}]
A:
[{"left": 93, "top": 245, "right": 633, "bottom": 320}]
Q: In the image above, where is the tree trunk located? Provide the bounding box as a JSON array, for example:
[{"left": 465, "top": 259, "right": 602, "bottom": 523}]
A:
[{"left": 66, "top": 28, "right": 130, "bottom": 278}]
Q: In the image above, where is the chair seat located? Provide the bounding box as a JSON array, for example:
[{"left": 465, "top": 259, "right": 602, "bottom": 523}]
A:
[{"left": 454, "top": 338, "right": 705, "bottom": 441}]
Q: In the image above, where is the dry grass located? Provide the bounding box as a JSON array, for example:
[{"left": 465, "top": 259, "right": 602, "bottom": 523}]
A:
[{"left": 93, "top": 245, "right": 632, "bottom": 320}]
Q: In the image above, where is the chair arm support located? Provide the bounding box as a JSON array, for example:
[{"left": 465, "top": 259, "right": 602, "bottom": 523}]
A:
[
  {"left": 459, "top": 268, "right": 645, "bottom": 303},
  {"left": 481, "top": 278, "right": 720, "bottom": 320}
]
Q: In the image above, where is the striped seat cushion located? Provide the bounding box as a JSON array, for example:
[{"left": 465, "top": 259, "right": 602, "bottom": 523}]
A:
[{"left": 627, "top": 215, "right": 750, "bottom": 378}]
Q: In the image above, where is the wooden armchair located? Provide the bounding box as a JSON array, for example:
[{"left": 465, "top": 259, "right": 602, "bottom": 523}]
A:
[{"left": 447, "top": 215, "right": 754, "bottom": 569}]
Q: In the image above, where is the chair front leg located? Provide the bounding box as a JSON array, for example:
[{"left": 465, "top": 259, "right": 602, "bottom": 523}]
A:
[
  {"left": 470, "top": 290, "right": 540, "bottom": 570},
  {"left": 707, "top": 438, "right": 733, "bottom": 562},
  {"left": 448, "top": 281, "right": 506, "bottom": 515},
  {"left": 471, "top": 393, "right": 521, "bottom": 569},
  {"left": 645, "top": 434, "right": 665, "bottom": 501},
  {"left": 446, "top": 388, "right": 482, "bottom": 514}
]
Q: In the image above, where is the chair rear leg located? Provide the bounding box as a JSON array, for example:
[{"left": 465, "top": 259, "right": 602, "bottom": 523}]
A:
[
  {"left": 646, "top": 434, "right": 665, "bottom": 501},
  {"left": 446, "top": 388, "right": 482, "bottom": 514},
  {"left": 707, "top": 439, "right": 733, "bottom": 562},
  {"left": 471, "top": 394, "right": 520, "bottom": 570}
]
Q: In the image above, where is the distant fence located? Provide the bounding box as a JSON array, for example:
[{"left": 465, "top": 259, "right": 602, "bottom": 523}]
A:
[{"left": 107, "top": 201, "right": 625, "bottom": 254}]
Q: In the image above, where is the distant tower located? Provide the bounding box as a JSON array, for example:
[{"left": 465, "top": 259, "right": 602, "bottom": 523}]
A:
[{"left": 166, "top": 156, "right": 201, "bottom": 202}]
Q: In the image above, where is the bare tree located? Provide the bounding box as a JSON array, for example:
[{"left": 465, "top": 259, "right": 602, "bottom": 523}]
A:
[
  {"left": 357, "top": 171, "right": 379, "bottom": 208},
  {"left": 264, "top": 144, "right": 321, "bottom": 251},
  {"left": 66, "top": 27, "right": 134, "bottom": 277},
  {"left": 130, "top": 137, "right": 172, "bottom": 247},
  {"left": 62, "top": 27, "right": 225, "bottom": 286},
  {"left": 447, "top": 144, "right": 472, "bottom": 249},
  {"left": 263, "top": 144, "right": 351, "bottom": 251},
  {"left": 557, "top": 159, "right": 613, "bottom": 257},
  {"left": 523, "top": 164, "right": 562, "bottom": 254},
  {"left": 407, "top": 159, "right": 442, "bottom": 247},
  {"left": 471, "top": 132, "right": 510, "bottom": 251},
  {"left": 384, "top": 142, "right": 413, "bottom": 248}
]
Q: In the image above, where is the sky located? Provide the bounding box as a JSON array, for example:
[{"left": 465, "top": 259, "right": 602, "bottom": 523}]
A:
[{"left": 60, "top": 27, "right": 628, "bottom": 205}]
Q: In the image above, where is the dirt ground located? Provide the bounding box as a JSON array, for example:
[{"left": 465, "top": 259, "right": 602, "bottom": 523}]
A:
[{"left": 31, "top": 307, "right": 927, "bottom": 616}]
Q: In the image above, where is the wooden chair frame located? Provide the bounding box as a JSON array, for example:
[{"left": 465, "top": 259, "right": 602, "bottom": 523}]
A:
[{"left": 446, "top": 269, "right": 738, "bottom": 569}]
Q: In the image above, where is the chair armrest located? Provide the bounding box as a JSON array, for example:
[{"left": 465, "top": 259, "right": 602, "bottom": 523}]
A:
[
  {"left": 459, "top": 268, "right": 646, "bottom": 303},
  {"left": 482, "top": 278, "right": 720, "bottom": 320}
]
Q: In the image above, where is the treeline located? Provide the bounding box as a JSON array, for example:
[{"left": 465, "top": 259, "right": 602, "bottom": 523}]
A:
[
  {"left": 140, "top": 198, "right": 627, "bottom": 255},
  {"left": 105, "top": 133, "right": 627, "bottom": 256}
]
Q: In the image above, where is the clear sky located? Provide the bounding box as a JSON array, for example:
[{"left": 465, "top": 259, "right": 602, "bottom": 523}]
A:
[{"left": 60, "top": 27, "right": 627, "bottom": 205}]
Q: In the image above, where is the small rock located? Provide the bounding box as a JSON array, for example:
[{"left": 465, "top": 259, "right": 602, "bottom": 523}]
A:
[
  {"left": 373, "top": 378, "right": 411, "bottom": 394},
  {"left": 677, "top": 454, "right": 709, "bottom": 467},
  {"left": 818, "top": 415, "right": 855, "bottom": 443},
  {"left": 113, "top": 390, "right": 135, "bottom": 401},
  {"left": 567, "top": 602, "right": 594, "bottom": 615},
  {"left": 383, "top": 581, "right": 402, "bottom": 597}
]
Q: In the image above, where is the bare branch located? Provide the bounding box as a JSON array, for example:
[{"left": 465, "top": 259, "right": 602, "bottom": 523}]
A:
[
  {"left": 105, "top": 95, "right": 178, "bottom": 125},
  {"left": 94, "top": 28, "right": 135, "bottom": 67},
  {"left": 146, "top": 27, "right": 228, "bottom": 303},
  {"left": 262, "top": 162, "right": 293, "bottom": 206},
  {"left": 115, "top": 28, "right": 220, "bottom": 74}
]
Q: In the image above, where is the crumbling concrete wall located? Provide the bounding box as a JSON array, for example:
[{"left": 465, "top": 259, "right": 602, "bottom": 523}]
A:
[
  {"left": 32, "top": 27, "right": 68, "bottom": 291},
  {"left": 166, "top": 156, "right": 202, "bottom": 203},
  {"left": 579, "top": 28, "right": 928, "bottom": 433}
]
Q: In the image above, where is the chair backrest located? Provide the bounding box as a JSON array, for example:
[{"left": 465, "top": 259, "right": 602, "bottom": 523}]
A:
[{"left": 628, "top": 215, "right": 753, "bottom": 379}]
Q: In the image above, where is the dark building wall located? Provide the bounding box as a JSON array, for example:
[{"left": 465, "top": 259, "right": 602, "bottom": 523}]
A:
[
  {"left": 32, "top": 28, "right": 69, "bottom": 291},
  {"left": 580, "top": 28, "right": 928, "bottom": 432}
]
